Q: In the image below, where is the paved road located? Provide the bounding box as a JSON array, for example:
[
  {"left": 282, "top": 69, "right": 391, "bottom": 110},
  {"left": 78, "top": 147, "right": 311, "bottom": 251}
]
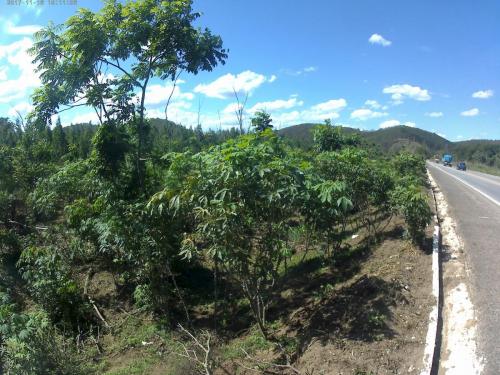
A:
[{"left": 428, "top": 162, "right": 500, "bottom": 375}]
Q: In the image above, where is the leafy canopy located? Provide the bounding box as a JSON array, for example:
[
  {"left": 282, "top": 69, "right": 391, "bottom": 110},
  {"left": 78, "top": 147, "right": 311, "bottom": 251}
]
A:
[{"left": 29, "top": 0, "right": 227, "bottom": 128}]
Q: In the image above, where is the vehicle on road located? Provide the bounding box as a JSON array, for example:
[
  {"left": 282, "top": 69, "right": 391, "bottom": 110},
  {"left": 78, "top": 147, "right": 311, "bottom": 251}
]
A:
[
  {"left": 442, "top": 154, "right": 453, "bottom": 167},
  {"left": 457, "top": 161, "right": 467, "bottom": 171}
]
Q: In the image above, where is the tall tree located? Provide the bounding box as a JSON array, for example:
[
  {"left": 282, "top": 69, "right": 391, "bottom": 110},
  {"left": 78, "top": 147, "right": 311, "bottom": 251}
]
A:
[
  {"left": 250, "top": 110, "right": 273, "bottom": 132},
  {"left": 52, "top": 117, "right": 69, "bottom": 158},
  {"left": 29, "top": 0, "right": 227, "bottom": 184}
]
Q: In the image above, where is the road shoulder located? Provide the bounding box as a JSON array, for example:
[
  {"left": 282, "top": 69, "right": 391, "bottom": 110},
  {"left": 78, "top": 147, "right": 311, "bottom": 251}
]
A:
[{"left": 427, "top": 169, "right": 484, "bottom": 375}]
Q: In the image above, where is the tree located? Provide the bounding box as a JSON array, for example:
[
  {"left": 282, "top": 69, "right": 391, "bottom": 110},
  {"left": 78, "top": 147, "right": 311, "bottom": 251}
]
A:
[
  {"left": 151, "top": 131, "right": 303, "bottom": 337},
  {"left": 52, "top": 117, "right": 69, "bottom": 158},
  {"left": 251, "top": 110, "right": 273, "bottom": 132},
  {"left": 29, "top": 0, "right": 227, "bottom": 185}
]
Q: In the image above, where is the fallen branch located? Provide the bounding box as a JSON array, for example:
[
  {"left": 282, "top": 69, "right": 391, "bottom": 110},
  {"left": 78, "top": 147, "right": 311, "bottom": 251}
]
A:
[
  {"left": 3, "top": 220, "right": 48, "bottom": 231},
  {"left": 174, "top": 324, "right": 216, "bottom": 375},
  {"left": 88, "top": 296, "right": 111, "bottom": 330},
  {"left": 238, "top": 347, "right": 312, "bottom": 375}
]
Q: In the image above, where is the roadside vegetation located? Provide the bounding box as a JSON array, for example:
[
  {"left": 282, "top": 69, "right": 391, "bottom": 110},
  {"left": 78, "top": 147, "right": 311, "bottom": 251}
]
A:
[{"left": 0, "top": 0, "right": 433, "bottom": 373}]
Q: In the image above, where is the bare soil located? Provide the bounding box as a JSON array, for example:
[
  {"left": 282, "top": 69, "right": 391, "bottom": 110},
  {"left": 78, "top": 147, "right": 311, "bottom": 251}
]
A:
[{"left": 218, "top": 215, "right": 434, "bottom": 375}]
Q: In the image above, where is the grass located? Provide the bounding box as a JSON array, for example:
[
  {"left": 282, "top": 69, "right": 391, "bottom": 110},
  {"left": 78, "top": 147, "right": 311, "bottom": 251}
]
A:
[
  {"left": 108, "top": 316, "right": 160, "bottom": 353},
  {"left": 101, "top": 315, "right": 182, "bottom": 375},
  {"left": 221, "top": 325, "right": 274, "bottom": 361},
  {"left": 467, "top": 162, "right": 500, "bottom": 177},
  {"left": 105, "top": 357, "right": 157, "bottom": 375}
]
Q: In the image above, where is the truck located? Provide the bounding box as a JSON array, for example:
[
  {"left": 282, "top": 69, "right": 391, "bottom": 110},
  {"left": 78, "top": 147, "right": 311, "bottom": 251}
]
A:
[{"left": 442, "top": 154, "right": 453, "bottom": 167}]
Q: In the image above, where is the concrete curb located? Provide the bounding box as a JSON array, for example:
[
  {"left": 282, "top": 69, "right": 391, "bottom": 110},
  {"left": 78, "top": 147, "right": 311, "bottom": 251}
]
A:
[{"left": 420, "top": 171, "right": 442, "bottom": 375}]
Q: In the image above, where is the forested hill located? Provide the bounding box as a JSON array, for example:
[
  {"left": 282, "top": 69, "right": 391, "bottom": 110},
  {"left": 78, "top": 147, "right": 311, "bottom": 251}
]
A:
[
  {"left": 278, "top": 123, "right": 500, "bottom": 169},
  {"left": 278, "top": 123, "right": 451, "bottom": 154},
  {"left": 452, "top": 139, "right": 500, "bottom": 169}
]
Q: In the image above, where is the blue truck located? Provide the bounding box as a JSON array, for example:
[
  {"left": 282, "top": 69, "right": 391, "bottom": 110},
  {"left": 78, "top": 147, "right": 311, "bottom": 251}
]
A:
[{"left": 442, "top": 154, "right": 453, "bottom": 167}]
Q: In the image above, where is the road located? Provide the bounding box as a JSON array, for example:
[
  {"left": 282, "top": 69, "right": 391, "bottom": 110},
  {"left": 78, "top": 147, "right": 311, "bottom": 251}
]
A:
[{"left": 428, "top": 162, "right": 500, "bottom": 375}]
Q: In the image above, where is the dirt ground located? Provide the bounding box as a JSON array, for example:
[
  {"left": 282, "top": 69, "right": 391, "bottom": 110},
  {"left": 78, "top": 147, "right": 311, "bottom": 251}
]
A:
[
  {"left": 218, "top": 215, "right": 434, "bottom": 375},
  {"left": 294, "top": 220, "right": 433, "bottom": 375}
]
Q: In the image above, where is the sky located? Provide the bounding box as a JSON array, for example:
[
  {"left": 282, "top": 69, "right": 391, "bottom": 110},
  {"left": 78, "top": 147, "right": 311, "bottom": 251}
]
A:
[{"left": 1, "top": 0, "right": 500, "bottom": 140}]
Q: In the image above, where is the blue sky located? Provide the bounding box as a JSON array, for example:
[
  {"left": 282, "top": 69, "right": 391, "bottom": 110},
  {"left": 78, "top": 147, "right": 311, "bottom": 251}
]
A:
[{"left": 1, "top": 0, "right": 500, "bottom": 140}]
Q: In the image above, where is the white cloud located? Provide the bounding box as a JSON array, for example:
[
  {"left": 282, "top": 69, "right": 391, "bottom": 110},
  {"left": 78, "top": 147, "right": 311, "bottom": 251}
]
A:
[
  {"left": 0, "top": 67, "right": 7, "bottom": 81},
  {"left": 5, "top": 21, "right": 42, "bottom": 35},
  {"left": 368, "top": 33, "right": 392, "bottom": 47},
  {"left": 7, "top": 101, "right": 33, "bottom": 118},
  {"left": 350, "top": 108, "right": 388, "bottom": 121},
  {"left": 194, "top": 70, "right": 274, "bottom": 99},
  {"left": 273, "top": 110, "right": 301, "bottom": 124},
  {"left": 310, "top": 98, "right": 347, "bottom": 113},
  {"left": 472, "top": 89, "right": 493, "bottom": 99},
  {"left": 383, "top": 84, "right": 431, "bottom": 103},
  {"left": 426, "top": 111, "right": 443, "bottom": 117},
  {"left": 248, "top": 97, "right": 303, "bottom": 113},
  {"left": 221, "top": 102, "right": 242, "bottom": 115},
  {"left": 270, "top": 98, "right": 347, "bottom": 125},
  {"left": 460, "top": 108, "right": 479, "bottom": 117},
  {"left": 0, "top": 37, "right": 40, "bottom": 103},
  {"left": 144, "top": 83, "right": 194, "bottom": 105},
  {"left": 71, "top": 111, "right": 100, "bottom": 125},
  {"left": 283, "top": 66, "right": 318, "bottom": 76},
  {"left": 364, "top": 99, "right": 381, "bottom": 109},
  {"left": 379, "top": 119, "right": 415, "bottom": 129}
]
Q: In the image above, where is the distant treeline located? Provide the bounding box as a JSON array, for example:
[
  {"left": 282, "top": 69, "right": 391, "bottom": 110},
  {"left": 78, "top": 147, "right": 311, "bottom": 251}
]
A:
[
  {"left": 451, "top": 140, "right": 500, "bottom": 168},
  {"left": 0, "top": 117, "right": 241, "bottom": 159}
]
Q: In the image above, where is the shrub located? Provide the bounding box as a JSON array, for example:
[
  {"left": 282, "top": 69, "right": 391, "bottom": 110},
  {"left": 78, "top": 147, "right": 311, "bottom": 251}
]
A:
[
  {"left": 391, "top": 184, "right": 432, "bottom": 244},
  {"left": 16, "top": 246, "right": 90, "bottom": 330},
  {"left": 0, "top": 292, "right": 86, "bottom": 375}
]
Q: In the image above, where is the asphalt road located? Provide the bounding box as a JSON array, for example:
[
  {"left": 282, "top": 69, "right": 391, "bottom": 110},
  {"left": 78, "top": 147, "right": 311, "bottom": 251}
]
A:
[{"left": 427, "top": 162, "right": 500, "bottom": 375}]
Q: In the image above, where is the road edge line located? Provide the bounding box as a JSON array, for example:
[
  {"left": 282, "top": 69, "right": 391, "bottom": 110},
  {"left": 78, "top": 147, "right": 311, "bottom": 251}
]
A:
[
  {"left": 420, "top": 170, "right": 442, "bottom": 375},
  {"left": 430, "top": 163, "right": 500, "bottom": 207}
]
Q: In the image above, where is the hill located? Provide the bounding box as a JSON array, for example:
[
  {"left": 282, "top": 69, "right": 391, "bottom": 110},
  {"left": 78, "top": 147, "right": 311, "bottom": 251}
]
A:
[{"left": 278, "top": 123, "right": 451, "bottom": 155}]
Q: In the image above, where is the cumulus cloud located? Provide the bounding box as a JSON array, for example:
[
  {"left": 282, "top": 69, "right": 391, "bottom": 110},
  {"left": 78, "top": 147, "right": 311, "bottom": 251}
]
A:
[
  {"left": 460, "top": 108, "right": 479, "bottom": 117},
  {"left": 379, "top": 119, "right": 415, "bottom": 129},
  {"left": 364, "top": 99, "right": 381, "bottom": 109},
  {"left": 383, "top": 84, "right": 431, "bottom": 103},
  {"left": 310, "top": 98, "right": 347, "bottom": 113},
  {"left": 248, "top": 97, "right": 304, "bottom": 113},
  {"left": 426, "top": 111, "right": 443, "bottom": 118},
  {"left": 144, "top": 83, "right": 194, "bottom": 105},
  {"left": 368, "top": 33, "right": 392, "bottom": 47},
  {"left": 273, "top": 98, "right": 347, "bottom": 125},
  {"left": 219, "top": 97, "right": 345, "bottom": 128},
  {"left": 350, "top": 108, "right": 388, "bottom": 121},
  {"left": 194, "top": 70, "right": 274, "bottom": 99},
  {"left": 5, "top": 21, "right": 42, "bottom": 35},
  {"left": 0, "top": 37, "right": 40, "bottom": 103},
  {"left": 472, "top": 89, "right": 493, "bottom": 99},
  {"left": 7, "top": 101, "right": 33, "bottom": 118}
]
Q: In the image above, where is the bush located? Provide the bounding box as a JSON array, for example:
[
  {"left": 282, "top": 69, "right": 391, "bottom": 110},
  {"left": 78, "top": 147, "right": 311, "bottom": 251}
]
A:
[
  {"left": 0, "top": 292, "right": 86, "bottom": 375},
  {"left": 390, "top": 184, "right": 432, "bottom": 244},
  {"left": 16, "top": 246, "right": 90, "bottom": 330},
  {"left": 392, "top": 152, "right": 427, "bottom": 184}
]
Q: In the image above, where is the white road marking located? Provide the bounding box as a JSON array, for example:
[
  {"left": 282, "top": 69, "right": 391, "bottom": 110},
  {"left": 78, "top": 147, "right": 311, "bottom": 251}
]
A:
[
  {"left": 430, "top": 164, "right": 500, "bottom": 208},
  {"left": 427, "top": 169, "right": 484, "bottom": 374}
]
